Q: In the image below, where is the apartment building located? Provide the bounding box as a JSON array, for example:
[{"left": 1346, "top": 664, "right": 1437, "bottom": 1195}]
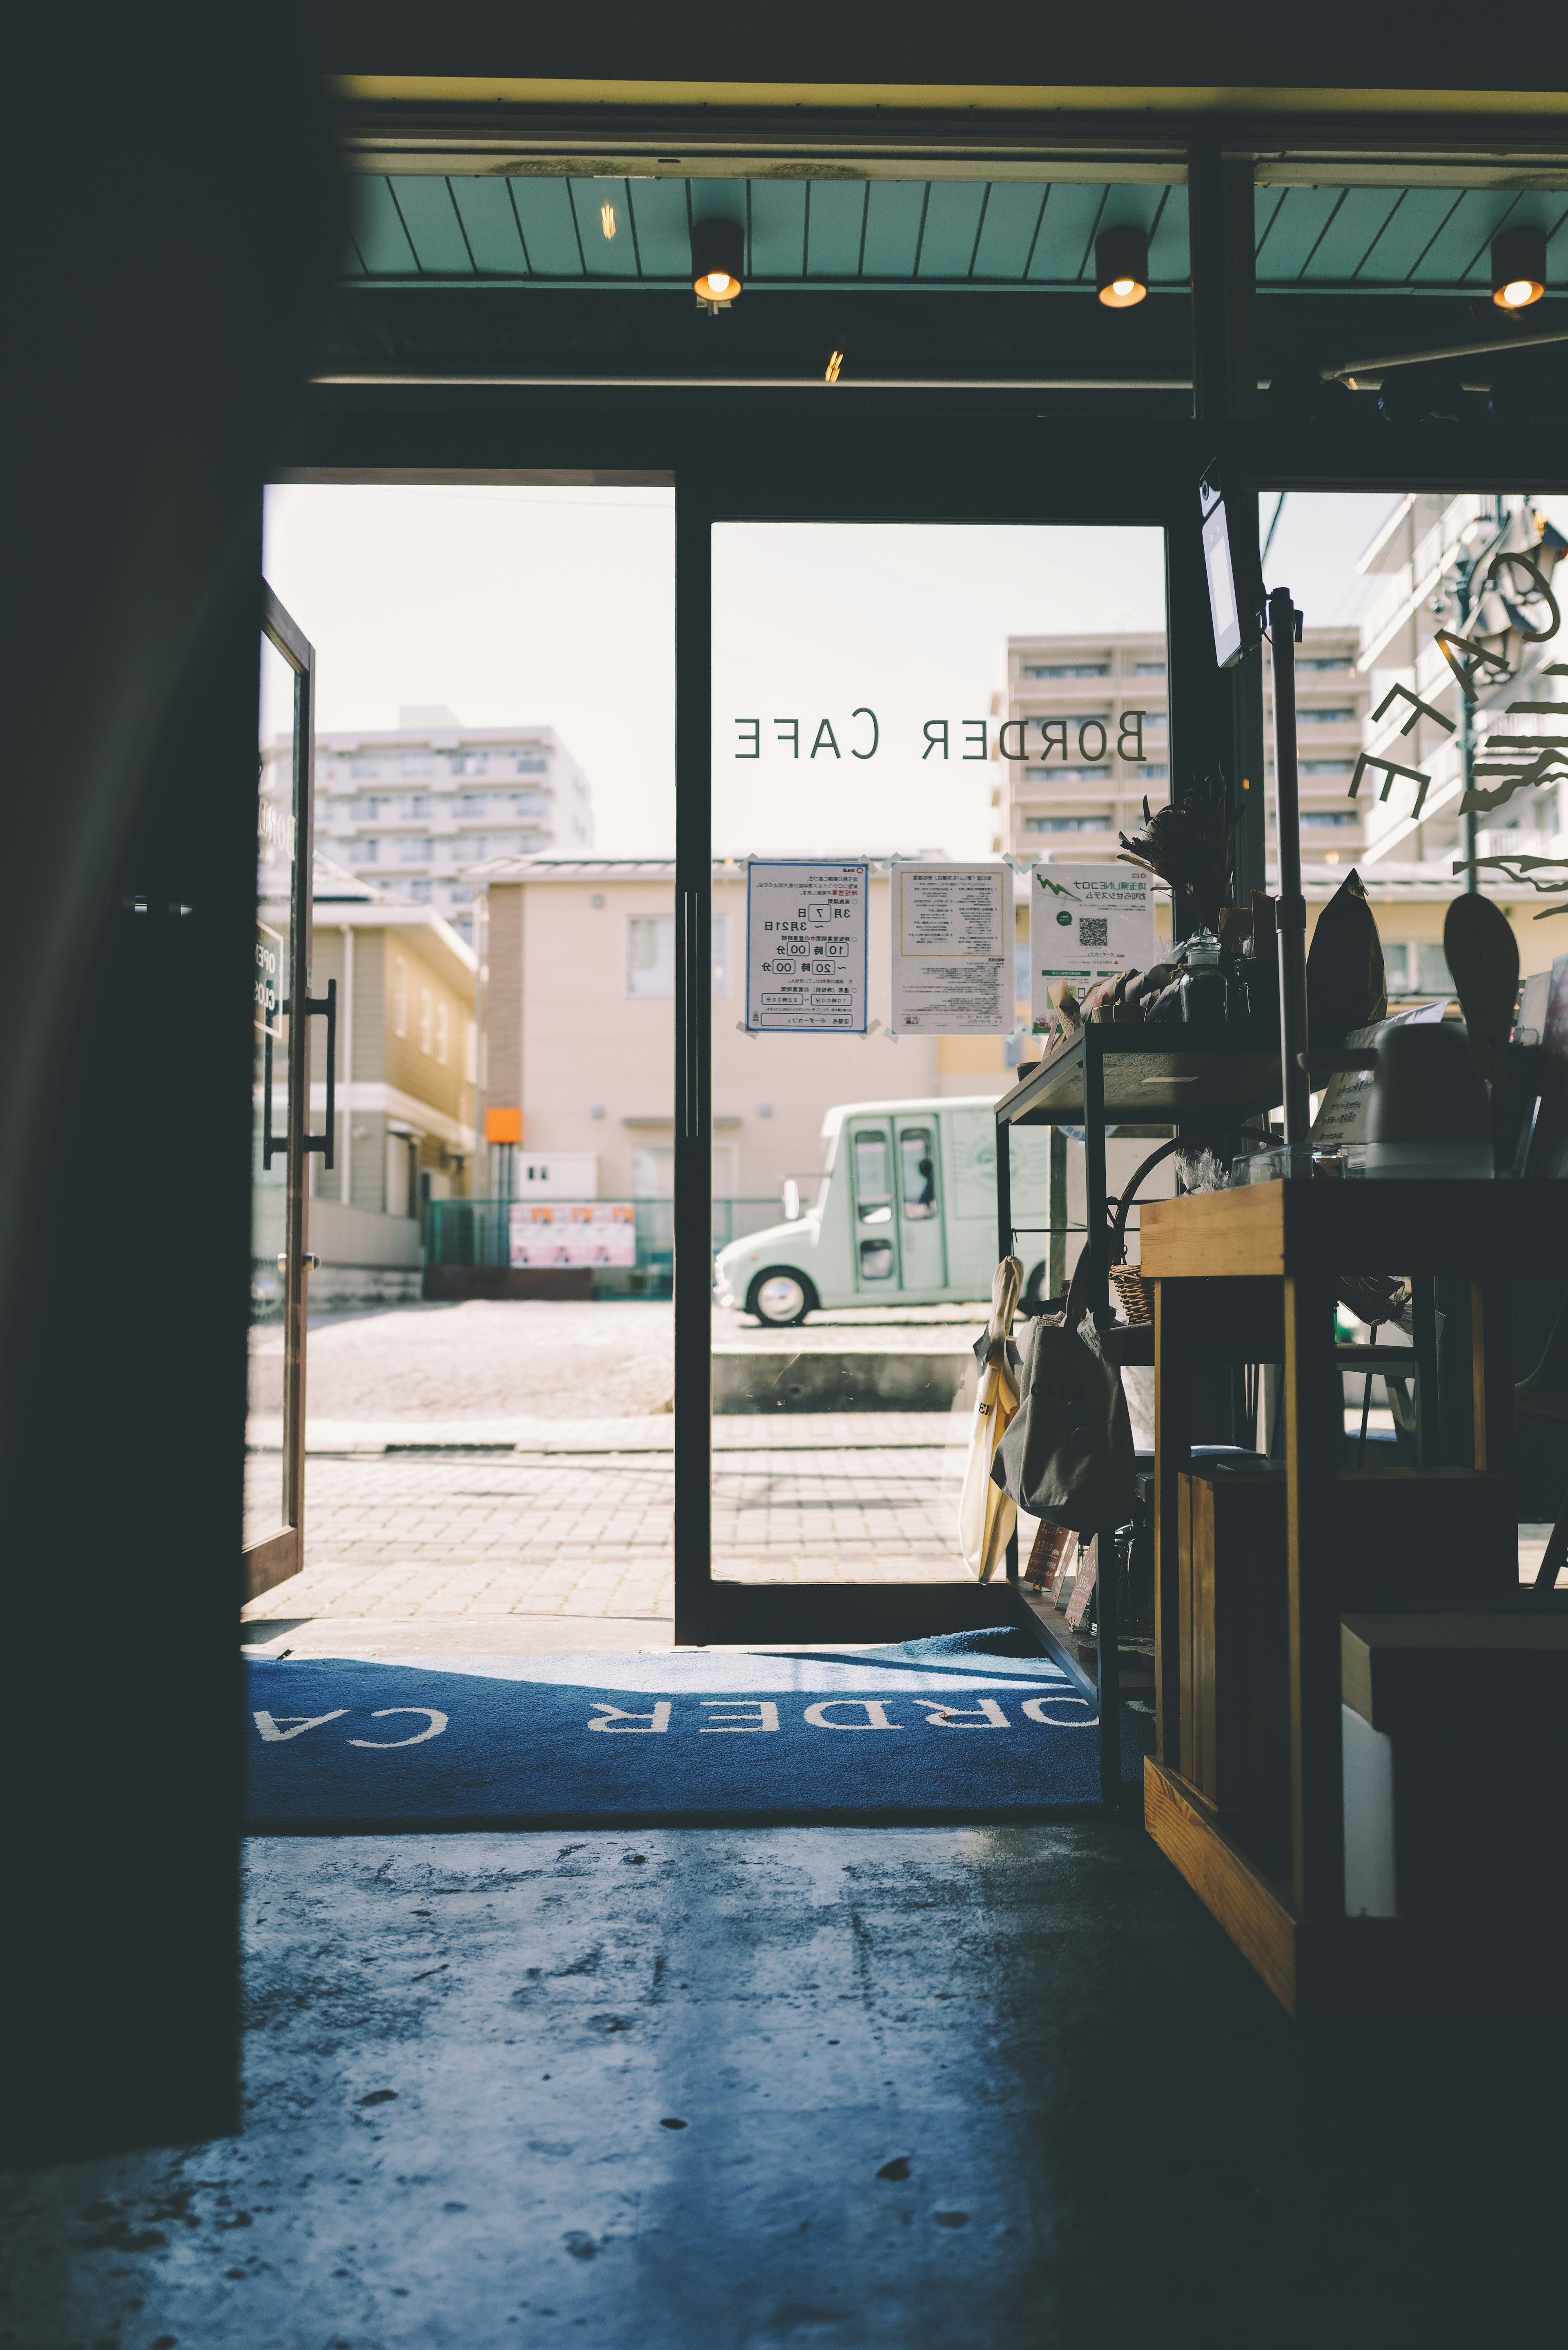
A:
[
  {"left": 996, "top": 624, "right": 1371, "bottom": 867},
  {"left": 262, "top": 707, "right": 593, "bottom": 946},
  {"left": 1355, "top": 494, "right": 1568, "bottom": 874}
]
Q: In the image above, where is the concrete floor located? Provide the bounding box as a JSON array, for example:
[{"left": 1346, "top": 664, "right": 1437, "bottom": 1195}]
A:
[{"left": 2, "top": 1825, "right": 1562, "bottom": 2348}]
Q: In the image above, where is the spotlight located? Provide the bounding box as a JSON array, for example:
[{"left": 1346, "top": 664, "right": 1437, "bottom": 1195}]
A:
[
  {"left": 1095, "top": 225, "right": 1149, "bottom": 309},
  {"left": 1491, "top": 224, "right": 1546, "bottom": 310},
  {"left": 692, "top": 219, "right": 744, "bottom": 314}
]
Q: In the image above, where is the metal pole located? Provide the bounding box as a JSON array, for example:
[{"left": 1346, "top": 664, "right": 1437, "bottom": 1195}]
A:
[
  {"left": 1456, "top": 561, "right": 1479, "bottom": 894},
  {"left": 1268, "top": 588, "right": 1311, "bottom": 1145},
  {"left": 339, "top": 922, "right": 354, "bottom": 1205}
]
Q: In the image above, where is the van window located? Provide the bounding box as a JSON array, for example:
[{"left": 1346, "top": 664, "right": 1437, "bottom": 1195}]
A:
[
  {"left": 900, "top": 1129, "right": 938, "bottom": 1219},
  {"left": 853, "top": 1132, "right": 893, "bottom": 1223}
]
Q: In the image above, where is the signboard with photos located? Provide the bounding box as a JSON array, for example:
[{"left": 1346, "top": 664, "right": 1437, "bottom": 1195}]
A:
[{"left": 508, "top": 1203, "right": 637, "bottom": 1269}]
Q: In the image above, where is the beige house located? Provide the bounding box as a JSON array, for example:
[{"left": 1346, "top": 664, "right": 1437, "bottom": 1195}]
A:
[
  {"left": 473, "top": 858, "right": 1038, "bottom": 1210},
  {"left": 304, "top": 865, "right": 479, "bottom": 1302}
]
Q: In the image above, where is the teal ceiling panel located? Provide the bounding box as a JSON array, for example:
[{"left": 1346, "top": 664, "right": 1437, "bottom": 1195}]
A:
[
  {"left": 861, "top": 181, "right": 926, "bottom": 279},
  {"left": 805, "top": 180, "right": 866, "bottom": 277},
  {"left": 509, "top": 178, "right": 584, "bottom": 276},
  {"left": 389, "top": 176, "right": 473, "bottom": 274},
  {"left": 628, "top": 179, "right": 690, "bottom": 279},
  {"left": 750, "top": 180, "right": 807, "bottom": 278},
  {"left": 351, "top": 178, "right": 419, "bottom": 276},
  {"left": 569, "top": 179, "right": 639, "bottom": 278},
  {"left": 1145, "top": 185, "right": 1188, "bottom": 284},
  {"left": 1029, "top": 183, "right": 1108, "bottom": 281},
  {"left": 1348, "top": 187, "right": 1463, "bottom": 282},
  {"left": 449, "top": 177, "right": 528, "bottom": 275},
  {"left": 1301, "top": 187, "right": 1402, "bottom": 280},
  {"left": 917, "top": 181, "right": 988, "bottom": 278},
  {"left": 1410, "top": 188, "right": 1519, "bottom": 282},
  {"left": 1256, "top": 185, "right": 1345, "bottom": 280},
  {"left": 1546, "top": 205, "right": 1568, "bottom": 274},
  {"left": 971, "top": 182, "right": 1046, "bottom": 279}
]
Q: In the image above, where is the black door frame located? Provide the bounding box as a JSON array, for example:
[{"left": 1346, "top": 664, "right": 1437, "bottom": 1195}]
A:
[{"left": 669, "top": 460, "right": 1206, "bottom": 1645}]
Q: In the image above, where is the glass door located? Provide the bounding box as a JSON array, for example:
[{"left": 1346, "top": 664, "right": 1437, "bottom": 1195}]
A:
[
  {"left": 245, "top": 585, "right": 323, "bottom": 1600},
  {"left": 680, "top": 513, "right": 1171, "bottom": 1643}
]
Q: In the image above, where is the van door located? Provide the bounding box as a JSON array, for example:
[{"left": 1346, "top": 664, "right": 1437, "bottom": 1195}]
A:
[
  {"left": 894, "top": 1116, "right": 947, "bottom": 1293},
  {"left": 848, "top": 1119, "right": 899, "bottom": 1291}
]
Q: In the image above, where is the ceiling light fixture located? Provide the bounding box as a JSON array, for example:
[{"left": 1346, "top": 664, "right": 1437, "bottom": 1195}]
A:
[
  {"left": 1095, "top": 225, "right": 1149, "bottom": 310},
  {"left": 1491, "top": 224, "right": 1547, "bottom": 310},
  {"left": 824, "top": 350, "right": 844, "bottom": 384},
  {"left": 692, "top": 219, "right": 744, "bottom": 314},
  {"left": 600, "top": 203, "right": 617, "bottom": 241}
]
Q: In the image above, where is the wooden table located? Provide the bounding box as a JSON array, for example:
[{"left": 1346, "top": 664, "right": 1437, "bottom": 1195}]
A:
[{"left": 1140, "top": 1177, "right": 1568, "bottom": 2017}]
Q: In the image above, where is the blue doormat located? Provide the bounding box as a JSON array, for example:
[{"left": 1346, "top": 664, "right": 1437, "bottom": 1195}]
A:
[{"left": 245, "top": 1632, "right": 1150, "bottom": 1831}]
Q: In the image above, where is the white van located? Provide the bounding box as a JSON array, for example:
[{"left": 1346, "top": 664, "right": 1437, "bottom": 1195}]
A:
[{"left": 713, "top": 1095, "right": 1051, "bottom": 1326}]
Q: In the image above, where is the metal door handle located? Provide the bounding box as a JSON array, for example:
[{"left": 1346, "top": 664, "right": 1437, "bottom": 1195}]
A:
[
  {"left": 303, "top": 979, "right": 337, "bottom": 1171},
  {"left": 261, "top": 1021, "right": 283, "bottom": 1169},
  {"left": 278, "top": 1253, "right": 320, "bottom": 1273}
]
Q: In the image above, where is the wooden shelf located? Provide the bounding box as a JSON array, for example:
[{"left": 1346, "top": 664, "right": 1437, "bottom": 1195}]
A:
[
  {"left": 1143, "top": 1181, "right": 1566, "bottom": 2019},
  {"left": 1142, "top": 1176, "right": 1568, "bottom": 1281}
]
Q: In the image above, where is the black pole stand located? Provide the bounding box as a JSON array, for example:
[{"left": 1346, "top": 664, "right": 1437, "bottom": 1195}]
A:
[{"left": 1267, "top": 586, "right": 1312, "bottom": 1148}]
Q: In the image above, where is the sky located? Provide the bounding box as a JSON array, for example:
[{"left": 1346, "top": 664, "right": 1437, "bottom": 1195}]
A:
[{"left": 263, "top": 485, "right": 1404, "bottom": 861}]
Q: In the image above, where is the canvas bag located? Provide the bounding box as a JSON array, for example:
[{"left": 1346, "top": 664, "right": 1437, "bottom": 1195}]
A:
[
  {"left": 958, "top": 1257, "right": 1023, "bottom": 1582},
  {"left": 991, "top": 1262, "right": 1136, "bottom": 1536}
]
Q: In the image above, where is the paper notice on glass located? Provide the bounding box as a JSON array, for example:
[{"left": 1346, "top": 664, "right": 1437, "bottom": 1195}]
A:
[
  {"left": 746, "top": 860, "right": 869, "bottom": 1032},
  {"left": 1031, "top": 865, "right": 1156, "bottom": 1031},
  {"left": 889, "top": 861, "right": 1013, "bottom": 1034}
]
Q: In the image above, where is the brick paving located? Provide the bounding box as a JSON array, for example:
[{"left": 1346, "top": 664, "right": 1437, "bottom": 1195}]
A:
[{"left": 244, "top": 1424, "right": 973, "bottom": 1623}]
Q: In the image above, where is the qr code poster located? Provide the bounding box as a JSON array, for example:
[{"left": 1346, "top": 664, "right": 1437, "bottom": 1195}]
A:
[{"left": 1030, "top": 864, "right": 1156, "bottom": 1031}]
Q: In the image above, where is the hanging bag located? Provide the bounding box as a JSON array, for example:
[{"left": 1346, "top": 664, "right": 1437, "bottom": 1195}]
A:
[
  {"left": 991, "top": 1248, "right": 1136, "bottom": 1536},
  {"left": 959, "top": 1256, "right": 1023, "bottom": 1582}
]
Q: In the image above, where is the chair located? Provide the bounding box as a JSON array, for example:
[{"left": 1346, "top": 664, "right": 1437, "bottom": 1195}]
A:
[{"left": 1517, "top": 1295, "right": 1568, "bottom": 1590}]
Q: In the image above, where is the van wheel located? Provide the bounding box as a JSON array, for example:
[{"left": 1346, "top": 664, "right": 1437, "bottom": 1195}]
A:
[{"left": 746, "top": 1268, "right": 818, "bottom": 1327}]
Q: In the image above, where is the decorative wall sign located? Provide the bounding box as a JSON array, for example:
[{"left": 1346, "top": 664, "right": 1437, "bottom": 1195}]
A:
[
  {"left": 889, "top": 861, "right": 1013, "bottom": 1035},
  {"left": 1349, "top": 752, "right": 1434, "bottom": 820},
  {"left": 745, "top": 859, "right": 869, "bottom": 1032},
  {"left": 1029, "top": 865, "right": 1156, "bottom": 1031},
  {"left": 1371, "top": 682, "right": 1455, "bottom": 740}
]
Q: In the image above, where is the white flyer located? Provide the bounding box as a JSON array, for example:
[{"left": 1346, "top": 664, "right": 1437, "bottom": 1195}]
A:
[
  {"left": 746, "top": 859, "right": 869, "bottom": 1032},
  {"left": 890, "top": 861, "right": 1013, "bottom": 1035},
  {"left": 1030, "top": 864, "right": 1156, "bottom": 1031}
]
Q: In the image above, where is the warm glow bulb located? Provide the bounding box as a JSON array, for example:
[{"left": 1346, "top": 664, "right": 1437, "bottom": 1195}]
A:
[
  {"left": 1501, "top": 278, "right": 1535, "bottom": 308},
  {"left": 600, "top": 203, "right": 616, "bottom": 241},
  {"left": 1113, "top": 276, "right": 1135, "bottom": 297},
  {"left": 706, "top": 271, "right": 732, "bottom": 296}
]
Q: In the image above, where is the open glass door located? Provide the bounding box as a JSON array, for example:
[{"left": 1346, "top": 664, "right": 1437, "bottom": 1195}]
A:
[{"left": 245, "top": 585, "right": 322, "bottom": 1600}]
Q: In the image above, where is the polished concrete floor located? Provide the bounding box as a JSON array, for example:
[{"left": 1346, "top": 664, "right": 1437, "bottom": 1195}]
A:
[{"left": 1, "top": 1825, "right": 1561, "bottom": 2348}]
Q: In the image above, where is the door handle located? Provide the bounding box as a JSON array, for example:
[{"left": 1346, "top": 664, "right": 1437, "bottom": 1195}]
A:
[
  {"left": 303, "top": 978, "right": 337, "bottom": 1171},
  {"left": 262, "top": 980, "right": 336, "bottom": 1171},
  {"left": 278, "top": 1253, "right": 320, "bottom": 1274}
]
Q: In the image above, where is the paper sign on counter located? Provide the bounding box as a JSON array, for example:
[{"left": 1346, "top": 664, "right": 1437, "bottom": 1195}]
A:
[{"left": 890, "top": 861, "right": 1013, "bottom": 1035}]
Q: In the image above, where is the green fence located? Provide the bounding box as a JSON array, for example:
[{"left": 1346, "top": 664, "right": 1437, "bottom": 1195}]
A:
[{"left": 425, "top": 1197, "right": 785, "bottom": 1292}]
